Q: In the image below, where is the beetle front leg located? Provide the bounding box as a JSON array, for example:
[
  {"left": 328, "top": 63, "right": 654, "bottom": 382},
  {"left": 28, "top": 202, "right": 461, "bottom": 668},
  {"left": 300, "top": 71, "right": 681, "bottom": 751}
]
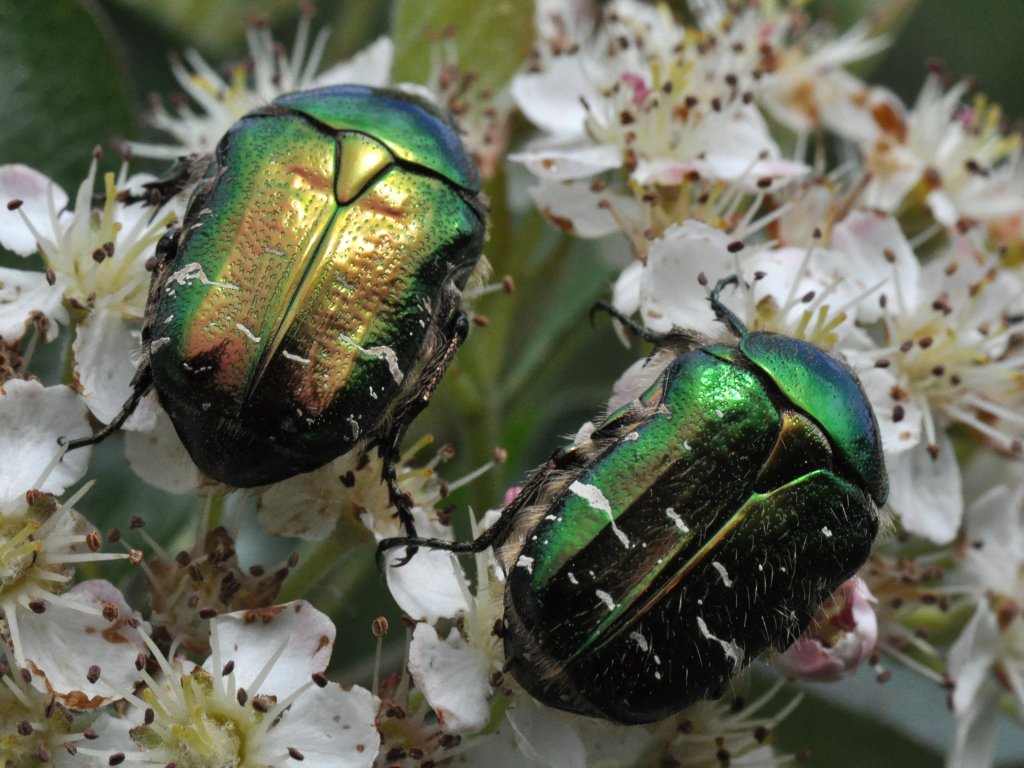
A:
[{"left": 61, "top": 366, "right": 154, "bottom": 452}]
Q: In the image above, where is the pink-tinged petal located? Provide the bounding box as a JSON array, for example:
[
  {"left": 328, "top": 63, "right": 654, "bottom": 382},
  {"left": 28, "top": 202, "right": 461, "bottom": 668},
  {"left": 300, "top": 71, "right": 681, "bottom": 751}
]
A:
[
  {"left": 409, "top": 623, "right": 493, "bottom": 733},
  {"left": 0, "top": 165, "right": 67, "bottom": 256},
  {"left": 124, "top": 407, "right": 202, "bottom": 494},
  {"left": 315, "top": 37, "right": 393, "bottom": 88},
  {"left": 73, "top": 308, "right": 153, "bottom": 429},
  {"left": 0, "top": 380, "right": 91, "bottom": 504},
  {"left": 512, "top": 57, "right": 590, "bottom": 137},
  {"left": 772, "top": 577, "right": 877, "bottom": 682},
  {"left": 506, "top": 695, "right": 587, "bottom": 768},
  {"left": 259, "top": 684, "right": 380, "bottom": 768},
  {"left": 0, "top": 266, "right": 68, "bottom": 342},
  {"left": 526, "top": 180, "right": 636, "bottom": 238},
  {"left": 19, "top": 579, "right": 150, "bottom": 707},
  {"left": 512, "top": 140, "right": 622, "bottom": 181},
  {"left": 384, "top": 546, "right": 469, "bottom": 623},
  {"left": 606, "top": 352, "right": 674, "bottom": 413},
  {"left": 887, "top": 431, "right": 962, "bottom": 544},
  {"left": 206, "top": 601, "right": 335, "bottom": 699}
]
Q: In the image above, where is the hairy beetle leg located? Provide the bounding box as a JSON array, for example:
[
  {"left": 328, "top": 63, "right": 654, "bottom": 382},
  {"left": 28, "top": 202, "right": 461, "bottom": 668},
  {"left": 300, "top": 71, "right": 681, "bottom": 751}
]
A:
[
  {"left": 378, "top": 302, "right": 472, "bottom": 566},
  {"left": 61, "top": 367, "right": 154, "bottom": 453},
  {"left": 589, "top": 300, "right": 670, "bottom": 344}
]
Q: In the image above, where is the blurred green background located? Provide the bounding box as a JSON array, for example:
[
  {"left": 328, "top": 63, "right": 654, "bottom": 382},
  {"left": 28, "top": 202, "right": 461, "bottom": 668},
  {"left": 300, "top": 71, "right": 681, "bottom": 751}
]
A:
[{"left": 2, "top": 1, "right": 1023, "bottom": 765}]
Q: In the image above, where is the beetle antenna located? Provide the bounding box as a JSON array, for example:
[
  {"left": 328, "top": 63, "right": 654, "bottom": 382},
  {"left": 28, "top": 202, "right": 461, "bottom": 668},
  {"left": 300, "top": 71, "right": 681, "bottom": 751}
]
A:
[{"left": 708, "top": 275, "right": 749, "bottom": 336}]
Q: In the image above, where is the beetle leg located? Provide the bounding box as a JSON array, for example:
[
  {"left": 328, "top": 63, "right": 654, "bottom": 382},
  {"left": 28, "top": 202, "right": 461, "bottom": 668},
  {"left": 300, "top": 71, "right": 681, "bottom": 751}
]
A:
[
  {"left": 707, "top": 275, "right": 750, "bottom": 337},
  {"left": 120, "top": 154, "right": 210, "bottom": 206},
  {"left": 590, "top": 301, "right": 669, "bottom": 344},
  {"left": 61, "top": 366, "right": 154, "bottom": 452},
  {"left": 378, "top": 291, "right": 472, "bottom": 564},
  {"left": 376, "top": 442, "right": 560, "bottom": 571}
]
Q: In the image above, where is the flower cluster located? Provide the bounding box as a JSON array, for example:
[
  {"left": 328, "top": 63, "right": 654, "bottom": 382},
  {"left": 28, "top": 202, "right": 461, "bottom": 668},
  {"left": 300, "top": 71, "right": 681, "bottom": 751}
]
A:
[{"left": 1, "top": 1, "right": 1023, "bottom": 766}]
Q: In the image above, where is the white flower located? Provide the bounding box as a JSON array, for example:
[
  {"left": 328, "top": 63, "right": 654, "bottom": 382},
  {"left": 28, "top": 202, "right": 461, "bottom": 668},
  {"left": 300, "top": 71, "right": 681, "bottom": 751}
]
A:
[
  {"left": 0, "top": 157, "right": 176, "bottom": 428},
  {"left": 861, "top": 75, "right": 1024, "bottom": 228},
  {"left": 82, "top": 601, "right": 380, "bottom": 768},
  {"left": 0, "top": 658, "right": 93, "bottom": 766},
  {"left": 129, "top": 11, "right": 393, "bottom": 160},
  {"left": 510, "top": 0, "right": 807, "bottom": 193},
  {"left": 946, "top": 460, "right": 1024, "bottom": 767},
  {"left": 747, "top": 6, "right": 890, "bottom": 141},
  {"left": 863, "top": 233, "right": 1024, "bottom": 541}
]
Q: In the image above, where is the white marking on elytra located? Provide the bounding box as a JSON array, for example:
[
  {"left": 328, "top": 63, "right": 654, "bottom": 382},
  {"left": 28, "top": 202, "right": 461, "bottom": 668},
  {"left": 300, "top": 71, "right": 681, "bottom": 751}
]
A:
[
  {"left": 567, "top": 572, "right": 578, "bottom": 585},
  {"left": 696, "top": 616, "right": 744, "bottom": 670},
  {"left": 629, "top": 631, "right": 649, "bottom": 652},
  {"left": 654, "top": 671, "right": 662, "bottom": 680},
  {"left": 163, "top": 314, "right": 174, "bottom": 324},
  {"left": 282, "top": 350, "right": 311, "bottom": 365},
  {"left": 150, "top": 337, "right": 171, "bottom": 353},
  {"left": 822, "top": 526, "right": 833, "bottom": 538},
  {"left": 595, "top": 589, "right": 616, "bottom": 611},
  {"left": 347, "top": 416, "right": 360, "bottom": 440},
  {"left": 711, "top": 561, "right": 733, "bottom": 587},
  {"left": 340, "top": 335, "right": 404, "bottom": 384},
  {"left": 653, "top": 654, "right": 661, "bottom": 666},
  {"left": 715, "top": 408, "right": 725, "bottom": 418},
  {"left": 264, "top": 247, "right": 284, "bottom": 256},
  {"left": 570, "top": 480, "right": 630, "bottom": 548},
  {"left": 368, "top": 386, "right": 378, "bottom": 400},
  {"left": 165, "top": 262, "right": 239, "bottom": 291},
  {"left": 623, "top": 431, "right": 640, "bottom": 442},
  {"left": 236, "top": 323, "right": 262, "bottom": 344},
  {"left": 665, "top": 507, "right": 689, "bottom": 533},
  {"left": 516, "top": 555, "right": 534, "bottom": 574}
]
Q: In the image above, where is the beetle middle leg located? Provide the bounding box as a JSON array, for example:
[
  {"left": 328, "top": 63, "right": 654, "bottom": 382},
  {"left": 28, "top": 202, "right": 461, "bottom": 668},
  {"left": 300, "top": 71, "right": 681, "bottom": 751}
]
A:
[{"left": 378, "top": 286, "right": 472, "bottom": 562}]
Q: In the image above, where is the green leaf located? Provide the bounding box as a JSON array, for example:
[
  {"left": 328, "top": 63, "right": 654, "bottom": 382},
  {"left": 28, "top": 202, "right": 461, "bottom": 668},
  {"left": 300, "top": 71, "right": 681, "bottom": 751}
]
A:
[
  {"left": 108, "top": 0, "right": 295, "bottom": 55},
  {"left": 0, "top": 0, "right": 137, "bottom": 190},
  {"left": 391, "top": 0, "right": 534, "bottom": 91}
]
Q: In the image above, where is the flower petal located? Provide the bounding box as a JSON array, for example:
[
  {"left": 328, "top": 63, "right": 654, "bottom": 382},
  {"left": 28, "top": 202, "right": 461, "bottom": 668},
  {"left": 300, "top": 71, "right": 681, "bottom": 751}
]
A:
[
  {"left": 259, "top": 683, "right": 381, "bottom": 768},
  {"left": 73, "top": 308, "right": 152, "bottom": 429},
  {"left": 506, "top": 695, "right": 587, "bottom": 768},
  {"left": 0, "top": 165, "right": 67, "bottom": 256},
  {"left": 206, "top": 601, "right": 335, "bottom": 699},
  {"left": 19, "top": 579, "right": 150, "bottom": 707},
  {"left": 887, "top": 431, "right": 962, "bottom": 543},
  {"left": 0, "top": 380, "right": 91, "bottom": 505},
  {"left": 124, "top": 407, "right": 202, "bottom": 494},
  {"left": 0, "top": 266, "right": 68, "bottom": 342},
  {"left": 385, "top": 547, "right": 469, "bottom": 624},
  {"left": 315, "top": 37, "right": 394, "bottom": 88},
  {"left": 409, "top": 623, "right": 493, "bottom": 733}
]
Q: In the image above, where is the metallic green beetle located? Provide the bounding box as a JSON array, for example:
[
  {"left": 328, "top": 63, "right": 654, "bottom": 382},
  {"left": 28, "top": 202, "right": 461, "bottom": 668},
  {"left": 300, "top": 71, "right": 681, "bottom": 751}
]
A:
[
  {"left": 381, "top": 276, "right": 887, "bottom": 723},
  {"left": 69, "top": 86, "right": 486, "bottom": 518}
]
